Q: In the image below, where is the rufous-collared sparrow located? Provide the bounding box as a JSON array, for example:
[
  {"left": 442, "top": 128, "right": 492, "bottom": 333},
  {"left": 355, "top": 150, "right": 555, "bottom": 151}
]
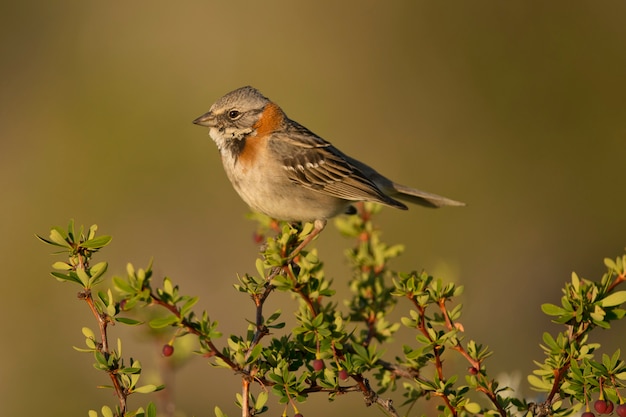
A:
[{"left": 193, "top": 86, "right": 464, "bottom": 254}]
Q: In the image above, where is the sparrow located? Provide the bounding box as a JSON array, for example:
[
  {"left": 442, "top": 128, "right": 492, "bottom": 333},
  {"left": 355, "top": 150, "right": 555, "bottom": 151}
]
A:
[{"left": 193, "top": 86, "right": 464, "bottom": 255}]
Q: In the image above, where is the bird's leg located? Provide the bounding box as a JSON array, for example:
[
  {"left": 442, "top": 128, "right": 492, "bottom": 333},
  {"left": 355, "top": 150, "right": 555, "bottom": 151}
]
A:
[{"left": 288, "top": 219, "right": 327, "bottom": 260}]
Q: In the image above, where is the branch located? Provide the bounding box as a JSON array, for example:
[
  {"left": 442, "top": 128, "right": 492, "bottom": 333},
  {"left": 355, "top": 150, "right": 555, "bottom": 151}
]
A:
[
  {"left": 79, "top": 288, "right": 127, "bottom": 415},
  {"left": 351, "top": 374, "right": 399, "bottom": 417}
]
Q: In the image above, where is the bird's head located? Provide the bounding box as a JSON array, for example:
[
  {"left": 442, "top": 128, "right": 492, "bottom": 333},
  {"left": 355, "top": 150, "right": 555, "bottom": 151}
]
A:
[{"left": 193, "top": 86, "right": 281, "bottom": 150}]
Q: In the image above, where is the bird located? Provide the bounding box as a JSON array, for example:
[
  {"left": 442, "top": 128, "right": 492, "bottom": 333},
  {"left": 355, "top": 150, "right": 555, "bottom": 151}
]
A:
[{"left": 193, "top": 86, "right": 464, "bottom": 256}]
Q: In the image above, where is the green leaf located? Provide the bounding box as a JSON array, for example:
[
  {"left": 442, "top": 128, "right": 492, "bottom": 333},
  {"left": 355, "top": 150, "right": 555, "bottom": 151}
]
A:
[
  {"left": 82, "top": 235, "right": 112, "bottom": 249},
  {"left": 246, "top": 344, "right": 264, "bottom": 364},
  {"left": 76, "top": 267, "right": 90, "bottom": 287},
  {"left": 88, "top": 411, "right": 98, "bottom": 417},
  {"left": 113, "top": 276, "right": 134, "bottom": 293},
  {"left": 541, "top": 303, "right": 567, "bottom": 316},
  {"left": 528, "top": 374, "right": 552, "bottom": 391},
  {"left": 571, "top": 271, "right": 580, "bottom": 291},
  {"left": 102, "top": 289, "right": 116, "bottom": 316},
  {"left": 145, "top": 402, "right": 157, "bottom": 417},
  {"left": 604, "top": 257, "right": 618, "bottom": 271},
  {"left": 180, "top": 297, "right": 199, "bottom": 316},
  {"left": 89, "top": 261, "right": 108, "bottom": 284},
  {"left": 601, "top": 291, "right": 626, "bottom": 307},
  {"left": 134, "top": 384, "right": 158, "bottom": 394},
  {"left": 149, "top": 315, "right": 179, "bottom": 329},
  {"left": 115, "top": 317, "right": 143, "bottom": 325},
  {"left": 464, "top": 402, "right": 482, "bottom": 413},
  {"left": 49, "top": 228, "right": 71, "bottom": 248},
  {"left": 255, "top": 258, "right": 266, "bottom": 277},
  {"left": 73, "top": 345, "right": 94, "bottom": 353},
  {"left": 118, "top": 367, "right": 142, "bottom": 374},
  {"left": 52, "top": 261, "right": 72, "bottom": 270},
  {"left": 82, "top": 327, "right": 96, "bottom": 339},
  {"left": 94, "top": 350, "right": 109, "bottom": 368},
  {"left": 84, "top": 338, "right": 96, "bottom": 349},
  {"left": 541, "top": 332, "right": 560, "bottom": 351},
  {"left": 51, "top": 271, "right": 82, "bottom": 284},
  {"left": 401, "top": 316, "right": 416, "bottom": 327},
  {"left": 101, "top": 406, "right": 114, "bottom": 417},
  {"left": 255, "top": 391, "right": 268, "bottom": 410},
  {"left": 214, "top": 406, "right": 226, "bottom": 417},
  {"left": 163, "top": 277, "right": 174, "bottom": 295},
  {"left": 311, "top": 313, "right": 324, "bottom": 328}
]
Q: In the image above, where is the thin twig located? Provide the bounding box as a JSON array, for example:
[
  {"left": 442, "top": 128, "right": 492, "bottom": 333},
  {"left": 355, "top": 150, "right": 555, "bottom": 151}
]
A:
[
  {"left": 242, "top": 378, "right": 251, "bottom": 417},
  {"left": 80, "top": 288, "right": 127, "bottom": 414},
  {"left": 351, "top": 374, "right": 399, "bottom": 417}
]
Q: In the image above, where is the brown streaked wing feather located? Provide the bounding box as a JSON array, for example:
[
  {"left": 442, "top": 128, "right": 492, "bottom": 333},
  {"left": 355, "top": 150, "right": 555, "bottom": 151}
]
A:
[{"left": 271, "top": 120, "right": 407, "bottom": 209}]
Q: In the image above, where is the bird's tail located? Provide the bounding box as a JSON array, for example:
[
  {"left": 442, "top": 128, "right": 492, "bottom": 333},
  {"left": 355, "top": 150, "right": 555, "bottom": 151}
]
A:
[
  {"left": 344, "top": 154, "right": 465, "bottom": 209},
  {"left": 390, "top": 182, "right": 465, "bottom": 208}
]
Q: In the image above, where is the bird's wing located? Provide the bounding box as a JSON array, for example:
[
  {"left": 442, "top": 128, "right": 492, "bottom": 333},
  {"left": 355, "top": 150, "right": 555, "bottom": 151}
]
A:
[{"left": 271, "top": 121, "right": 407, "bottom": 209}]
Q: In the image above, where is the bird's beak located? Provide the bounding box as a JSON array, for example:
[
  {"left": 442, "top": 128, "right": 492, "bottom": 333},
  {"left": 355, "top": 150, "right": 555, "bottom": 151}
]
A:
[{"left": 193, "top": 111, "right": 215, "bottom": 127}]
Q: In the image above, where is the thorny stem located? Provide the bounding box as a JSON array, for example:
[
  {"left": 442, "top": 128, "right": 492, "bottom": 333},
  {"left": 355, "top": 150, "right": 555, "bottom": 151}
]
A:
[
  {"left": 363, "top": 311, "right": 377, "bottom": 347},
  {"left": 611, "top": 374, "right": 625, "bottom": 404},
  {"left": 241, "top": 278, "right": 275, "bottom": 417},
  {"left": 376, "top": 358, "right": 420, "bottom": 380},
  {"left": 242, "top": 378, "right": 251, "bottom": 417},
  {"left": 351, "top": 374, "right": 399, "bottom": 417},
  {"left": 437, "top": 299, "right": 479, "bottom": 369},
  {"left": 437, "top": 300, "right": 507, "bottom": 416},
  {"left": 546, "top": 364, "right": 571, "bottom": 404},
  {"left": 285, "top": 264, "right": 318, "bottom": 316},
  {"left": 409, "top": 297, "right": 509, "bottom": 417},
  {"left": 477, "top": 382, "right": 507, "bottom": 417},
  {"left": 411, "top": 299, "right": 457, "bottom": 415},
  {"left": 245, "top": 282, "right": 273, "bottom": 362},
  {"left": 79, "top": 287, "right": 127, "bottom": 415}
]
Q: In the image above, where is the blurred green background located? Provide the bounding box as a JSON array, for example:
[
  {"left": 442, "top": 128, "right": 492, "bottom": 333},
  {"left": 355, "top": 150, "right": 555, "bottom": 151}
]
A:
[{"left": 2, "top": 1, "right": 625, "bottom": 416}]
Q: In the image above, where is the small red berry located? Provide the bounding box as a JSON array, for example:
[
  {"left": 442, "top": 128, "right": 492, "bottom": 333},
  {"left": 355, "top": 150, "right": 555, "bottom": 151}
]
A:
[
  {"left": 252, "top": 232, "right": 264, "bottom": 244},
  {"left": 294, "top": 414, "right": 303, "bottom": 417},
  {"left": 338, "top": 369, "right": 349, "bottom": 381},
  {"left": 606, "top": 401, "right": 614, "bottom": 414},
  {"left": 119, "top": 299, "right": 127, "bottom": 311},
  {"left": 581, "top": 412, "right": 596, "bottom": 417},
  {"left": 468, "top": 366, "right": 479, "bottom": 375},
  {"left": 616, "top": 404, "right": 626, "bottom": 417},
  {"left": 594, "top": 400, "right": 614, "bottom": 414},
  {"left": 162, "top": 344, "right": 174, "bottom": 357},
  {"left": 312, "top": 359, "right": 324, "bottom": 371},
  {"left": 595, "top": 400, "right": 608, "bottom": 414}
]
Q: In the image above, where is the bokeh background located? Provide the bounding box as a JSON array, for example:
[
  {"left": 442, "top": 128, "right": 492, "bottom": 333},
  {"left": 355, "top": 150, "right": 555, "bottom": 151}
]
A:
[{"left": 2, "top": 1, "right": 625, "bottom": 416}]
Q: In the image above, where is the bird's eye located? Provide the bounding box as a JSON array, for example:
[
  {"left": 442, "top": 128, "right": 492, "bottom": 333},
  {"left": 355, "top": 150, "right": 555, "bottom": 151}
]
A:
[{"left": 228, "top": 110, "right": 241, "bottom": 120}]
